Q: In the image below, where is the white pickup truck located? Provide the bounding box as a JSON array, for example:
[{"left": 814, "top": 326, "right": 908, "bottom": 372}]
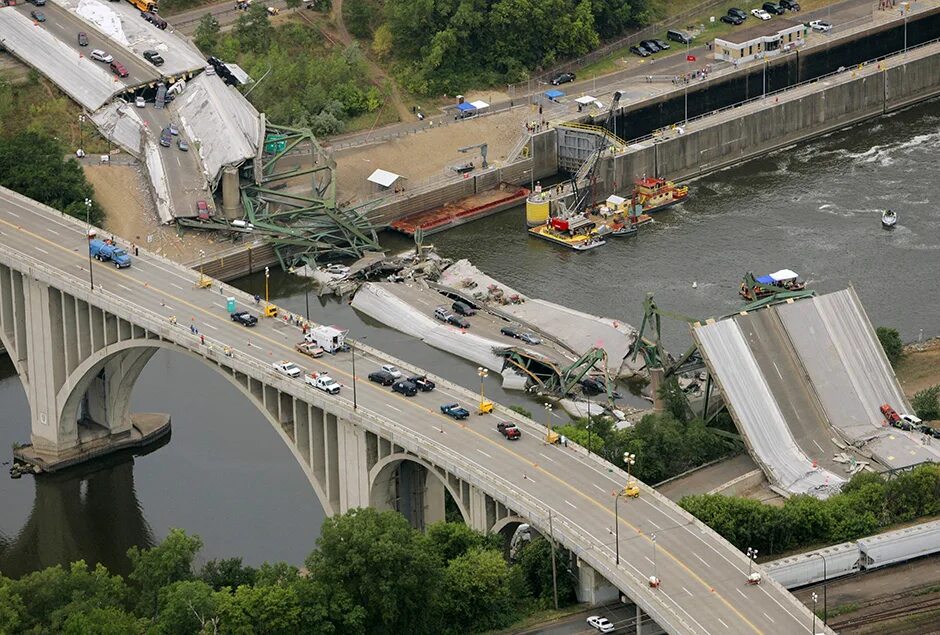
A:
[{"left": 305, "top": 372, "right": 341, "bottom": 395}]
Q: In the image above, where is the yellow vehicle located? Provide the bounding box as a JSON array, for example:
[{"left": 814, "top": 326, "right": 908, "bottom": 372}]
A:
[
  {"left": 545, "top": 430, "right": 560, "bottom": 444},
  {"left": 478, "top": 399, "right": 493, "bottom": 415},
  {"left": 127, "top": 0, "right": 158, "bottom": 13},
  {"left": 622, "top": 481, "right": 640, "bottom": 498},
  {"left": 262, "top": 304, "right": 278, "bottom": 318},
  {"left": 196, "top": 275, "right": 212, "bottom": 289}
]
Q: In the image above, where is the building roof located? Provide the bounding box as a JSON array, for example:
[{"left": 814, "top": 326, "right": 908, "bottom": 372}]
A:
[{"left": 716, "top": 18, "right": 803, "bottom": 45}]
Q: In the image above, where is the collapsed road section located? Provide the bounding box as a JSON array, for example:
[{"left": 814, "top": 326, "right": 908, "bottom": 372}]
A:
[{"left": 693, "top": 288, "right": 939, "bottom": 498}]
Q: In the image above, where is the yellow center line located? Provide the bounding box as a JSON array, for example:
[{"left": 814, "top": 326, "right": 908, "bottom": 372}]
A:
[{"left": 2, "top": 217, "right": 763, "bottom": 632}]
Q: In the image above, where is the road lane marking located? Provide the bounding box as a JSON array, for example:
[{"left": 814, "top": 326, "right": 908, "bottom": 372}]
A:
[
  {"left": 565, "top": 500, "right": 577, "bottom": 509},
  {"left": 647, "top": 518, "right": 661, "bottom": 530},
  {"left": 644, "top": 556, "right": 654, "bottom": 566},
  {"left": 118, "top": 284, "right": 132, "bottom": 292},
  {"left": 0, "top": 213, "right": 772, "bottom": 635},
  {"left": 772, "top": 361, "right": 783, "bottom": 380},
  {"left": 593, "top": 484, "right": 607, "bottom": 493},
  {"left": 202, "top": 323, "right": 218, "bottom": 330},
  {"left": 694, "top": 553, "right": 711, "bottom": 568},
  {"left": 539, "top": 452, "right": 556, "bottom": 463},
  {"left": 682, "top": 586, "right": 693, "bottom": 597},
  {"left": 762, "top": 613, "right": 774, "bottom": 624},
  {"left": 7, "top": 211, "right": 18, "bottom": 217},
  {"left": 718, "top": 618, "right": 730, "bottom": 629},
  {"left": 477, "top": 449, "right": 492, "bottom": 458},
  {"left": 171, "top": 283, "right": 184, "bottom": 290},
  {"left": 385, "top": 404, "right": 401, "bottom": 413},
  {"left": 46, "top": 228, "right": 59, "bottom": 235},
  {"left": 737, "top": 589, "right": 748, "bottom": 598},
  {"left": 35, "top": 246, "right": 48, "bottom": 254}
]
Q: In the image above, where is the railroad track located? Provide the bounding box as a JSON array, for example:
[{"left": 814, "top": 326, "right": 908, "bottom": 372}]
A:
[{"left": 830, "top": 594, "right": 940, "bottom": 630}]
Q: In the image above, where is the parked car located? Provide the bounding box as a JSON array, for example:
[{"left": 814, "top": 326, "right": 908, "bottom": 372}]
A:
[
  {"left": 720, "top": 13, "right": 744, "bottom": 25},
  {"left": 900, "top": 413, "right": 923, "bottom": 428},
  {"left": 141, "top": 11, "right": 167, "bottom": 29},
  {"left": 666, "top": 28, "right": 692, "bottom": 44},
  {"left": 497, "top": 421, "right": 521, "bottom": 440},
  {"left": 640, "top": 39, "right": 661, "bottom": 53},
  {"left": 78, "top": 32, "right": 88, "bottom": 46},
  {"left": 728, "top": 7, "right": 748, "bottom": 20},
  {"left": 30, "top": 10, "right": 45, "bottom": 22},
  {"left": 440, "top": 403, "right": 470, "bottom": 419},
  {"left": 381, "top": 364, "right": 402, "bottom": 379},
  {"left": 652, "top": 38, "right": 670, "bottom": 50},
  {"left": 447, "top": 314, "right": 470, "bottom": 329},
  {"left": 30, "top": 0, "right": 46, "bottom": 5},
  {"left": 518, "top": 331, "right": 541, "bottom": 345},
  {"left": 230, "top": 311, "right": 257, "bottom": 326},
  {"left": 452, "top": 300, "right": 476, "bottom": 316},
  {"left": 780, "top": 0, "right": 800, "bottom": 10},
  {"left": 629, "top": 45, "right": 651, "bottom": 58},
  {"left": 809, "top": 19, "right": 832, "bottom": 32},
  {"left": 110, "top": 61, "right": 129, "bottom": 77},
  {"left": 587, "top": 616, "right": 615, "bottom": 633},
  {"left": 408, "top": 375, "right": 436, "bottom": 392},
  {"left": 762, "top": 2, "right": 785, "bottom": 14},
  {"left": 368, "top": 369, "right": 396, "bottom": 386},
  {"left": 168, "top": 122, "right": 179, "bottom": 135},
  {"left": 159, "top": 128, "right": 172, "bottom": 147},
  {"left": 391, "top": 379, "right": 418, "bottom": 396},
  {"left": 434, "top": 306, "right": 452, "bottom": 322},
  {"left": 550, "top": 72, "right": 576, "bottom": 85},
  {"left": 501, "top": 325, "right": 521, "bottom": 338},
  {"left": 305, "top": 372, "right": 340, "bottom": 394},
  {"left": 751, "top": 8, "right": 772, "bottom": 20},
  {"left": 91, "top": 49, "right": 113, "bottom": 63},
  {"left": 135, "top": 96, "right": 146, "bottom": 108},
  {"left": 273, "top": 360, "right": 302, "bottom": 378},
  {"left": 177, "top": 138, "right": 189, "bottom": 152},
  {"left": 143, "top": 50, "right": 164, "bottom": 66},
  {"left": 196, "top": 200, "right": 211, "bottom": 220},
  {"left": 879, "top": 403, "right": 902, "bottom": 426}
]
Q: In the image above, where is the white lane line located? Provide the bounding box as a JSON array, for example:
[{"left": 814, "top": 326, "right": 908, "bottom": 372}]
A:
[
  {"left": 477, "top": 449, "right": 492, "bottom": 458},
  {"left": 564, "top": 500, "right": 577, "bottom": 509},
  {"left": 647, "top": 518, "right": 661, "bottom": 530},
  {"left": 523, "top": 475, "right": 536, "bottom": 484},
  {"left": 213, "top": 303, "right": 227, "bottom": 309},
  {"left": 682, "top": 586, "right": 693, "bottom": 597},
  {"left": 539, "top": 452, "right": 556, "bottom": 463},
  {"left": 431, "top": 425, "right": 443, "bottom": 433},
  {"left": 46, "top": 227, "right": 59, "bottom": 235},
  {"left": 813, "top": 439, "right": 825, "bottom": 453},
  {"left": 762, "top": 612, "right": 775, "bottom": 624},
  {"left": 161, "top": 304, "right": 174, "bottom": 310},
  {"left": 385, "top": 404, "right": 401, "bottom": 413},
  {"left": 202, "top": 323, "right": 218, "bottom": 331},
  {"left": 7, "top": 211, "right": 18, "bottom": 217},
  {"left": 35, "top": 246, "right": 48, "bottom": 254},
  {"left": 693, "top": 553, "right": 710, "bottom": 568},
  {"left": 593, "top": 483, "right": 608, "bottom": 493},
  {"left": 118, "top": 283, "right": 132, "bottom": 292},
  {"left": 171, "top": 283, "right": 184, "bottom": 290},
  {"left": 736, "top": 588, "right": 747, "bottom": 599},
  {"left": 717, "top": 618, "right": 729, "bottom": 629},
  {"left": 644, "top": 556, "right": 655, "bottom": 566},
  {"left": 772, "top": 361, "right": 783, "bottom": 380}
]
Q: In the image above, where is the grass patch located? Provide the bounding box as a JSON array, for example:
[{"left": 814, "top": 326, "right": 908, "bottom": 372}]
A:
[
  {"left": 913, "top": 585, "right": 940, "bottom": 597},
  {"left": 823, "top": 602, "right": 861, "bottom": 618},
  {"left": 482, "top": 603, "right": 588, "bottom": 635}
]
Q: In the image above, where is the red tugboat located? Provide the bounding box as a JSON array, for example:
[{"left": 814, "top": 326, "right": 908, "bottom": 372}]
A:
[{"left": 633, "top": 177, "right": 689, "bottom": 213}]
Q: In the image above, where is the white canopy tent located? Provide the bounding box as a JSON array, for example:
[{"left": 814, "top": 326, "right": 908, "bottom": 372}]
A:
[
  {"left": 469, "top": 100, "right": 489, "bottom": 112},
  {"left": 575, "top": 95, "right": 596, "bottom": 105},
  {"left": 367, "top": 168, "right": 405, "bottom": 191}
]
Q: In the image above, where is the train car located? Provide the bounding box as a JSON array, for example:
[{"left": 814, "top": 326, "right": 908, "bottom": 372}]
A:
[
  {"left": 858, "top": 519, "right": 940, "bottom": 570},
  {"left": 764, "top": 541, "right": 860, "bottom": 589}
]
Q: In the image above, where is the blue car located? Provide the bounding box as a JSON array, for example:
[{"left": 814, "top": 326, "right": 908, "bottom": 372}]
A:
[{"left": 440, "top": 403, "right": 470, "bottom": 419}]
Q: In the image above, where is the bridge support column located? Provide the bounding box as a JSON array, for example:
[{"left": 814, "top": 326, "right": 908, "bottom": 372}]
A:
[
  {"left": 221, "top": 166, "right": 241, "bottom": 220},
  {"left": 425, "top": 472, "right": 445, "bottom": 526},
  {"left": 337, "top": 419, "right": 370, "bottom": 512},
  {"left": 575, "top": 558, "right": 619, "bottom": 605},
  {"left": 649, "top": 367, "right": 665, "bottom": 413}
]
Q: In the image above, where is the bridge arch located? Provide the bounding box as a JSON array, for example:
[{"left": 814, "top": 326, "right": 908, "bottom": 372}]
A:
[
  {"left": 52, "top": 338, "right": 335, "bottom": 517},
  {"left": 369, "top": 452, "right": 469, "bottom": 530}
]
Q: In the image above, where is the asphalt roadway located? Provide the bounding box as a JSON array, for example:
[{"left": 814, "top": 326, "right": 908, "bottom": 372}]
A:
[
  {"left": 12, "top": 0, "right": 159, "bottom": 89},
  {"left": 0, "top": 188, "right": 831, "bottom": 635}
]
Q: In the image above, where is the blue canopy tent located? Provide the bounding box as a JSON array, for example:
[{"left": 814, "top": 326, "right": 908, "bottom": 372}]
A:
[
  {"left": 544, "top": 89, "right": 565, "bottom": 101},
  {"left": 456, "top": 102, "right": 477, "bottom": 118}
]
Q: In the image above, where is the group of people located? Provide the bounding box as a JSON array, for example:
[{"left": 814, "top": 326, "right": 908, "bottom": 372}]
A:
[{"left": 672, "top": 66, "right": 711, "bottom": 86}]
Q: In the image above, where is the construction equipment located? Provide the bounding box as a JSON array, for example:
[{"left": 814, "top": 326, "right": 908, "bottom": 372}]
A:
[
  {"left": 568, "top": 91, "right": 623, "bottom": 215},
  {"left": 457, "top": 143, "right": 488, "bottom": 169}
]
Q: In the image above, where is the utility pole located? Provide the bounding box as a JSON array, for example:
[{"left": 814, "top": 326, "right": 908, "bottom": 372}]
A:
[
  {"left": 548, "top": 511, "right": 559, "bottom": 610},
  {"left": 85, "top": 198, "right": 94, "bottom": 290}
]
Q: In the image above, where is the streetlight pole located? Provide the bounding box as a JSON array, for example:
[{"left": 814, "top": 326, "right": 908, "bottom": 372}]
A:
[
  {"left": 652, "top": 533, "right": 657, "bottom": 581},
  {"left": 199, "top": 249, "right": 206, "bottom": 285},
  {"left": 478, "top": 367, "right": 488, "bottom": 407},
  {"left": 544, "top": 402, "right": 553, "bottom": 442},
  {"left": 811, "top": 592, "right": 818, "bottom": 634},
  {"left": 812, "top": 552, "right": 828, "bottom": 625},
  {"left": 84, "top": 198, "right": 94, "bottom": 290},
  {"left": 624, "top": 452, "right": 636, "bottom": 485},
  {"left": 747, "top": 547, "right": 758, "bottom": 577},
  {"left": 78, "top": 114, "right": 85, "bottom": 157},
  {"left": 614, "top": 492, "right": 621, "bottom": 565},
  {"left": 684, "top": 40, "right": 690, "bottom": 125},
  {"left": 264, "top": 266, "right": 270, "bottom": 311},
  {"left": 763, "top": 58, "right": 768, "bottom": 99},
  {"left": 304, "top": 286, "right": 310, "bottom": 322},
  {"left": 351, "top": 335, "right": 365, "bottom": 410},
  {"left": 586, "top": 400, "right": 592, "bottom": 455}
]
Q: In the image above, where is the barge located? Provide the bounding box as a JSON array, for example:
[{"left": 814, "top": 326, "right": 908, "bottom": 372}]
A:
[{"left": 390, "top": 184, "right": 529, "bottom": 237}]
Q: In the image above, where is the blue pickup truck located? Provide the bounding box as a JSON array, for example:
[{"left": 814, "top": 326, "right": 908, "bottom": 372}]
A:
[
  {"left": 89, "top": 239, "right": 132, "bottom": 268},
  {"left": 440, "top": 403, "right": 470, "bottom": 420}
]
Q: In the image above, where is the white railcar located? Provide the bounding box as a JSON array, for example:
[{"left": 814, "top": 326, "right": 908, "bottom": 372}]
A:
[
  {"left": 764, "top": 541, "right": 860, "bottom": 588},
  {"left": 858, "top": 519, "right": 940, "bottom": 570}
]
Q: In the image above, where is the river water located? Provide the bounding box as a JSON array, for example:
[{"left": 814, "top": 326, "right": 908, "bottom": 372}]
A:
[{"left": 1, "top": 99, "right": 937, "bottom": 577}]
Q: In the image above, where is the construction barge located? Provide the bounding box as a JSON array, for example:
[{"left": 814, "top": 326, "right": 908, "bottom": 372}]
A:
[{"left": 390, "top": 184, "right": 529, "bottom": 237}]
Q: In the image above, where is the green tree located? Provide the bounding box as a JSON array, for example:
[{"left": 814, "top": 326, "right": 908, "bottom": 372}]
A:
[
  {"left": 344, "top": 0, "right": 377, "bottom": 38},
  {"left": 516, "top": 537, "right": 576, "bottom": 608},
  {"left": 0, "top": 579, "right": 25, "bottom": 634},
  {"left": 285, "top": 0, "right": 302, "bottom": 8},
  {"left": 60, "top": 607, "right": 144, "bottom": 635},
  {"left": 215, "top": 583, "right": 301, "bottom": 634},
  {"left": 306, "top": 508, "right": 443, "bottom": 634},
  {"left": 128, "top": 528, "right": 204, "bottom": 619},
  {"left": 194, "top": 13, "right": 221, "bottom": 54},
  {"left": 876, "top": 326, "right": 903, "bottom": 366},
  {"left": 440, "top": 548, "right": 522, "bottom": 633},
  {"left": 0, "top": 132, "right": 104, "bottom": 225},
  {"left": 555, "top": 424, "right": 605, "bottom": 453},
  {"left": 912, "top": 385, "right": 940, "bottom": 421},
  {"left": 233, "top": 4, "right": 274, "bottom": 53},
  {"left": 156, "top": 580, "right": 217, "bottom": 634},
  {"left": 425, "top": 521, "right": 500, "bottom": 563},
  {"left": 372, "top": 23, "right": 394, "bottom": 59},
  {"left": 199, "top": 557, "right": 258, "bottom": 591}
]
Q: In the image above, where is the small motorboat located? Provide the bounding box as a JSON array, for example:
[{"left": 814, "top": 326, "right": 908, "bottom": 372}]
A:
[{"left": 881, "top": 209, "right": 897, "bottom": 229}]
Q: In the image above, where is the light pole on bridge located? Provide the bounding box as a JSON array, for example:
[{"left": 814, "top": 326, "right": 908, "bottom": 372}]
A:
[
  {"left": 544, "top": 402, "right": 553, "bottom": 443},
  {"left": 614, "top": 452, "right": 637, "bottom": 566},
  {"left": 84, "top": 198, "right": 94, "bottom": 290},
  {"left": 351, "top": 335, "right": 366, "bottom": 410},
  {"left": 811, "top": 592, "right": 819, "bottom": 634},
  {"left": 747, "top": 546, "right": 759, "bottom": 577}
]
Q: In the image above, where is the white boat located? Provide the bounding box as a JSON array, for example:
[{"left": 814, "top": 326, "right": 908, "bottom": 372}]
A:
[{"left": 882, "top": 209, "right": 897, "bottom": 228}]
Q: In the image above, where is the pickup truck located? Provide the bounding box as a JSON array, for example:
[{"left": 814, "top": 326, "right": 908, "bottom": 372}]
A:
[
  {"left": 89, "top": 239, "right": 132, "bottom": 268},
  {"left": 497, "top": 421, "right": 521, "bottom": 440},
  {"left": 295, "top": 342, "right": 325, "bottom": 358},
  {"left": 230, "top": 311, "right": 258, "bottom": 327},
  {"left": 441, "top": 403, "right": 470, "bottom": 419},
  {"left": 305, "top": 372, "right": 340, "bottom": 394},
  {"left": 273, "top": 360, "right": 302, "bottom": 378},
  {"left": 408, "top": 375, "right": 435, "bottom": 392}
]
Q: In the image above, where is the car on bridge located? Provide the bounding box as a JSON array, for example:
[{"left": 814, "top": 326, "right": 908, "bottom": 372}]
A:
[
  {"left": 273, "top": 360, "right": 303, "bottom": 379},
  {"left": 451, "top": 300, "right": 476, "bottom": 316},
  {"left": 392, "top": 379, "right": 418, "bottom": 397},
  {"left": 586, "top": 615, "right": 615, "bottom": 633},
  {"left": 159, "top": 128, "right": 172, "bottom": 147},
  {"left": 91, "top": 49, "right": 113, "bottom": 63},
  {"left": 500, "top": 324, "right": 521, "bottom": 338},
  {"left": 368, "top": 369, "right": 396, "bottom": 386},
  {"left": 305, "top": 372, "right": 340, "bottom": 394},
  {"left": 30, "top": 10, "right": 46, "bottom": 22},
  {"left": 78, "top": 32, "right": 88, "bottom": 46},
  {"left": 518, "top": 331, "right": 541, "bottom": 345},
  {"left": 143, "top": 50, "right": 164, "bottom": 66},
  {"left": 110, "top": 61, "right": 129, "bottom": 78},
  {"left": 497, "top": 421, "right": 521, "bottom": 440},
  {"left": 440, "top": 403, "right": 470, "bottom": 419},
  {"left": 408, "top": 375, "right": 435, "bottom": 392},
  {"left": 381, "top": 364, "right": 402, "bottom": 379},
  {"left": 177, "top": 138, "right": 189, "bottom": 152},
  {"left": 296, "top": 342, "right": 325, "bottom": 358},
  {"left": 230, "top": 311, "right": 258, "bottom": 327}
]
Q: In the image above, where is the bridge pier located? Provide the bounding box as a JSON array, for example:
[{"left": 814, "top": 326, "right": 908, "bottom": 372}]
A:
[{"left": 576, "top": 558, "right": 620, "bottom": 605}]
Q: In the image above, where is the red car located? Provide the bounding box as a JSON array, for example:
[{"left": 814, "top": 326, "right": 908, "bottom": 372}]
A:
[
  {"left": 196, "top": 200, "right": 211, "bottom": 220},
  {"left": 497, "top": 421, "right": 521, "bottom": 440},
  {"left": 110, "top": 61, "right": 128, "bottom": 77},
  {"left": 879, "top": 403, "right": 901, "bottom": 425}
]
